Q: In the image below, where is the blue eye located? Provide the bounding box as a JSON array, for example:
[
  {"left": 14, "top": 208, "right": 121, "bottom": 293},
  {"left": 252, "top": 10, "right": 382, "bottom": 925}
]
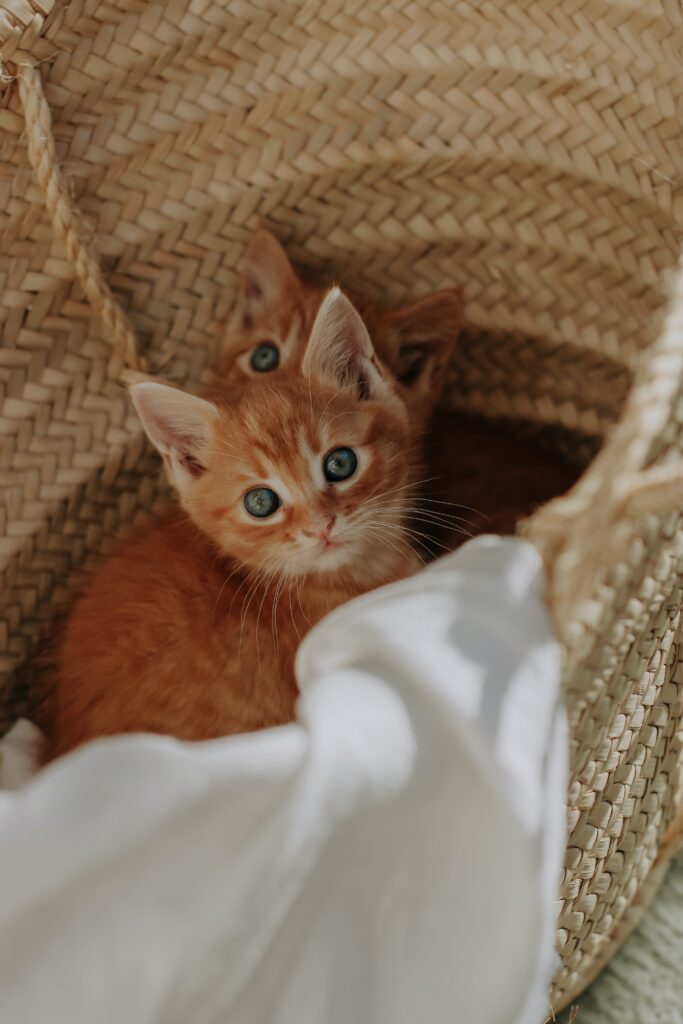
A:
[
  {"left": 324, "top": 447, "right": 358, "bottom": 483},
  {"left": 244, "top": 487, "right": 281, "bottom": 518},
  {"left": 250, "top": 342, "right": 280, "bottom": 373}
]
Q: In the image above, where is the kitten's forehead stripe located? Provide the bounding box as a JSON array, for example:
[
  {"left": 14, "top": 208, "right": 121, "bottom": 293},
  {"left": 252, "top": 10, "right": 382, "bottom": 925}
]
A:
[
  {"left": 297, "top": 426, "right": 314, "bottom": 465},
  {"left": 303, "top": 416, "right": 320, "bottom": 453}
]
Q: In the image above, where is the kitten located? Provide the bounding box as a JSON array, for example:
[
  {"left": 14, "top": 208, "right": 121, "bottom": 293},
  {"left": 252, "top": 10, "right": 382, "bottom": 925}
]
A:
[
  {"left": 212, "top": 229, "right": 464, "bottom": 431},
  {"left": 48, "top": 289, "right": 421, "bottom": 758}
]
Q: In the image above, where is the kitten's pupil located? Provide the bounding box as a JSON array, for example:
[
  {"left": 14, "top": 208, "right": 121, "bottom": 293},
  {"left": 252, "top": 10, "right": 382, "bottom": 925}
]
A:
[
  {"left": 324, "top": 447, "right": 358, "bottom": 483},
  {"left": 244, "top": 487, "right": 280, "bottom": 517},
  {"left": 250, "top": 342, "right": 280, "bottom": 372}
]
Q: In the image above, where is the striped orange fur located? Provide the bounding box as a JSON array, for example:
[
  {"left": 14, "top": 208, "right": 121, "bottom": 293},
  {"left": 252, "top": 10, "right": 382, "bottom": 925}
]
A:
[{"left": 48, "top": 286, "right": 437, "bottom": 758}]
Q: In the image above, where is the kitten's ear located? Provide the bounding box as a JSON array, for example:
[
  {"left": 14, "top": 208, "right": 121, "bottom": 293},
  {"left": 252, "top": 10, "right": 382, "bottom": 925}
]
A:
[
  {"left": 237, "top": 230, "right": 300, "bottom": 324},
  {"left": 131, "top": 382, "right": 219, "bottom": 493},
  {"left": 382, "top": 288, "right": 464, "bottom": 400},
  {"left": 303, "top": 288, "right": 388, "bottom": 400}
]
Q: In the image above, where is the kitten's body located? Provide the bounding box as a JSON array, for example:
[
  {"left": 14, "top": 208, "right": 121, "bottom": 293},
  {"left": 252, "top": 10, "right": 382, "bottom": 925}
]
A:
[
  {"left": 52, "top": 514, "right": 416, "bottom": 756},
  {"left": 49, "top": 291, "right": 423, "bottom": 759}
]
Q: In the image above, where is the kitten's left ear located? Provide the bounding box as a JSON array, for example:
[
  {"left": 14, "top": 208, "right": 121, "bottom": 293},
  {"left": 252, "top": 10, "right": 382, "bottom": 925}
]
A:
[
  {"left": 382, "top": 288, "right": 464, "bottom": 399},
  {"left": 303, "top": 288, "right": 389, "bottom": 400},
  {"left": 131, "top": 382, "right": 219, "bottom": 494},
  {"left": 236, "top": 230, "right": 301, "bottom": 324}
]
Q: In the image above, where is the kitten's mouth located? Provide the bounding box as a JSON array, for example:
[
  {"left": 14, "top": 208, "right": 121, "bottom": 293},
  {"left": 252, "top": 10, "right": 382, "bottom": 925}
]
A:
[
  {"left": 296, "top": 533, "right": 353, "bottom": 572},
  {"left": 293, "top": 535, "right": 358, "bottom": 576}
]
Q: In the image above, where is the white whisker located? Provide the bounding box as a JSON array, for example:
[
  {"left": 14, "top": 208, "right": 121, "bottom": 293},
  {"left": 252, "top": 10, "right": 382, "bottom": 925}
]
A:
[
  {"left": 287, "top": 572, "right": 302, "bottom": 641},
  {"left": 238, "top": 568, "right": 268, "bottom": 655}
]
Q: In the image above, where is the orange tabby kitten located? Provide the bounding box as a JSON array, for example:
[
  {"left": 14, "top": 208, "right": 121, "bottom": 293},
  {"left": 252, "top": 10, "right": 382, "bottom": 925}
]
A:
[
  {"left": 212, "top": 229, "right": 464, "bottom": 431},
  {"left": 48, "top": 289, "right": 422, "bottom": 758}
]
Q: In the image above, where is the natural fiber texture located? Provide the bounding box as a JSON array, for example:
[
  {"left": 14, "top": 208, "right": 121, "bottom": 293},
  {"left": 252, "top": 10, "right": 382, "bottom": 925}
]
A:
[
  {"left": 0, "top": 0, "right": 55, "bottom": 61},
  {"left": 1, "top": 0, "right": 682, "bottom": 1013},
  {"left": 558, "top": 853, "right": 683, "bottom": 1024}
]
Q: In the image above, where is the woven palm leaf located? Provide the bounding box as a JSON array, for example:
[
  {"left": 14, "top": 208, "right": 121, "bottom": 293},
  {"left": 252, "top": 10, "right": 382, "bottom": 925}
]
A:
[{"left": 1, "top": 0, "right": 682, "bottom": 1010}]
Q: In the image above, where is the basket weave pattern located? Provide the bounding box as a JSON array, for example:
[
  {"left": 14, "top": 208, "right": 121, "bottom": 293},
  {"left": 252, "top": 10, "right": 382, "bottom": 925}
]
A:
[{"left": 1, "top": 0, "right": 683, "bottom": 1010}]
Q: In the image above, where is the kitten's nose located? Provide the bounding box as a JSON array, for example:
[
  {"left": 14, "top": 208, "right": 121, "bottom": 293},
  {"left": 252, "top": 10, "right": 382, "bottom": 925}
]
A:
[{"left": 304, "top": 513, "right": 336, "bottom": 541}]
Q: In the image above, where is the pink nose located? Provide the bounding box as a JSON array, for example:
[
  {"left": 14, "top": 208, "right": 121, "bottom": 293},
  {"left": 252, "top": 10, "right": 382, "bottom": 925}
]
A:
[{"left": 304, "top": 514, "right": 336, "bottom": 541}]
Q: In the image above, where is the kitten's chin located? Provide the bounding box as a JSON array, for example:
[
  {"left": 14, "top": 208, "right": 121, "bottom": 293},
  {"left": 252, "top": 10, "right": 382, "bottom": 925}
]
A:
[
  {"left": 262, "top": 538, "right": 364, "bottom": 580},
  {"left": 295, "top": 544, "right": 356, "bottom": 575},
  {"left": 287, "top": 538, "right": 409, "bottom": 586}
]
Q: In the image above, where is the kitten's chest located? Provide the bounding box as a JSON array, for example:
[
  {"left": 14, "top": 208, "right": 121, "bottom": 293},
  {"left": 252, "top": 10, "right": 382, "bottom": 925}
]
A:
[
  {"left": 206, "top": 577, "right": 321, "bottom": 686},
  {"left": 199, "top": 562, "right": 374, "bottom": 733},
  {"left": 216, "top": 584, "right": 329, "bottom": 661}
]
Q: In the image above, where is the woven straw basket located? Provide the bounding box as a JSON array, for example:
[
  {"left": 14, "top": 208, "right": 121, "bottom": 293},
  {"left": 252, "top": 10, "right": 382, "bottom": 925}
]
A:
[{"left": 1, "top": 0, "right": 682, "bottom": 1012}]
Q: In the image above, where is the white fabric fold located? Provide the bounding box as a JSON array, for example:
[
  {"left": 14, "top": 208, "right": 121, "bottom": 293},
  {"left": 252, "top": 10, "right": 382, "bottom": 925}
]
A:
[{"left": 0, "top": 536, "right": 566, "bottom": 1024}]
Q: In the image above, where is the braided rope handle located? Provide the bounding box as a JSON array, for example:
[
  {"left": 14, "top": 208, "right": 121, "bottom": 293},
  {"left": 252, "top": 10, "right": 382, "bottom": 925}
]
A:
[
  {"left": 15, "top": 63, "right": 149, "bottom": 383},
  {"left": 523, "top": 257, "right": 683, "bottom": 638}
]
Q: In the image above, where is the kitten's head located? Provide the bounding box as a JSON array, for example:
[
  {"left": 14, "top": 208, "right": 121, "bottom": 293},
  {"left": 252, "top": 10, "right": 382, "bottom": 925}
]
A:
[
  {"left": 215, "top": 229, "right": 464, "bottom": 428},
  {"left": 133, "top": 289, "right": 416, "bottom": 583}
]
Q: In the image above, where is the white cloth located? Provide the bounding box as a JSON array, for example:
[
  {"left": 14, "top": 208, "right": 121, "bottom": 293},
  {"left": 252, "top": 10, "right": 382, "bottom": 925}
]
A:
[{"left": 0, "top": 536, "right": 566, "bottom": 1024}]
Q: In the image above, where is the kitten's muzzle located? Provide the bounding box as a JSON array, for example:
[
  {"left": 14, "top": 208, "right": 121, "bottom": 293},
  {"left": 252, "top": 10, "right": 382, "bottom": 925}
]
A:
[{"left": 302, "top": 513, "right": 338, "bottom": 548}]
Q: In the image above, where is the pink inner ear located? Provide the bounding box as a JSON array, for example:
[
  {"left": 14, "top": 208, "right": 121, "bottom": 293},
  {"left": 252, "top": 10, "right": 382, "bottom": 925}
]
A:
[
  {"left": 160, "top": 448, "right": 204, "bottom": 479},
  {"left": 179, "top": 450, "right": 206, "bottom": 477},
  {"left": 131, "top": 382, "right": 217, "bottom": 467},
  {"left": 304, "top": 288, "right": 384, "bottom": 400},
  {"left": 239, "top": 230, "right": 300, "bottom": 313}
]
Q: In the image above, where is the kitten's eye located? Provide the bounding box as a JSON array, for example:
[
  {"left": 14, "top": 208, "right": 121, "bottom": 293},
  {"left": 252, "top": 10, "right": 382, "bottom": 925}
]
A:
[
  {"left": 323, "top": 447, "right": 358, "bottom": 483},
  {"left": 244, "top": 487, "right": 281, "bottom": 518},
  {"left": 249, "top": 342, "right": 280, "bottom": 373}
]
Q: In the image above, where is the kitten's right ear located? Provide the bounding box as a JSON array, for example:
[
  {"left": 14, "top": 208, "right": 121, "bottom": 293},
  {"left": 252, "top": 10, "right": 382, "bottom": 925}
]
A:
[
  {"left": 131, "top": 382, "right": 219, "bottom": 493},
  {"left": 236, "top": 230, "right": 300, "bottom": 325},
  {"left": 303, "top": 288, "right": 389, "bottom": 400}
]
